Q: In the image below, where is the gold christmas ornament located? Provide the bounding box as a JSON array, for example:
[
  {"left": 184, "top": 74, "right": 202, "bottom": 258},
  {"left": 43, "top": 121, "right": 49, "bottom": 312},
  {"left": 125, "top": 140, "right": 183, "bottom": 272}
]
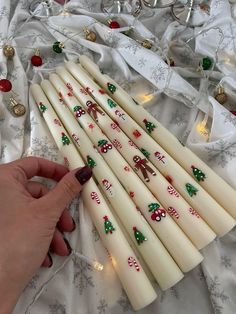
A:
[
  {"left": 141, "top": 39, "right": 152, "bottom": 49},
  {"left": 9, "top": 98, "right": 26, "bottom": 117},
  {"left": 84, "top": 29, "right": 97, "bottom": 42},
  {"left": 3, "top": 45, "right": 15, "bottom": 58},
  {"left": 214, "top": 85, "right": 228, "bottom": 105}
]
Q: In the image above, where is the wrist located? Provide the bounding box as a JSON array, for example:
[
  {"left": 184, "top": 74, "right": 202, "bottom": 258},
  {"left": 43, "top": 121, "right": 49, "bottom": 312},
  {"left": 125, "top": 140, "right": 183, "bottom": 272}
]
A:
[{"left": 0, "top": 261, "right": 24, "bottom": 314}]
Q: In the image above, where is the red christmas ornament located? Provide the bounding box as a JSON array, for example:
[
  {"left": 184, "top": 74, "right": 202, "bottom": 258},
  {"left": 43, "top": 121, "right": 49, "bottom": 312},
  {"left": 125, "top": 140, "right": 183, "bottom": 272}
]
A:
[
  {"left": 0, "top": 79, "right": 12, "bottom": 92},
  {"left": 31, "top": 55, "right": 42, "bottom": 67},
  {"left": 230, "top": 111, "right": 236, "bottom": 116},
  {"left": 108, "top": 20, "right": 120, "bottom": 29}
]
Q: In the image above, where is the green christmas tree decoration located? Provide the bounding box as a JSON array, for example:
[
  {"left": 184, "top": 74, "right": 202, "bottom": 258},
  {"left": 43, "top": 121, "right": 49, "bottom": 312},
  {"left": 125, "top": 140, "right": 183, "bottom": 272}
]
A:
[
  {"left": 61, "top": 132, "right": 70, "bottom": 146},
  {"left": 103, "top": 216, "right": 115, "bottom": 234},
  {"left": 107, "top": 98, "right": 117, "bottom": 108},
  {"left": 185, "top": 183, "right": 198, "bottom": 197},
  {"left": 53, "top": 41, "right": 64, "bottom": 53},
  {"left": 140, "top": 148, "right": 150, "bottom": 158},
  {"left": 201, "top": 56, "right": 212, "bottom": 70},
  {"left": 133, "top": 227, "right": 147, "bottom": 245},
  {"left": 143, "top": 119, "right": 156, "bottom": 133},
  {"left": 39, "top": 102, "right": 47, "bottom": 113},
  {"left": 107, "top": 82, "right": 116, "bottom": 94},
  {"left": 98, "top": 139, "right": 108, "bottom": 147},
  {"left": 191, "top": 165, "right": 206, "bottom": 182},
  {"left": 148, "top": 203, "right": 160, "bottom": 212},
  {"left": 87, "top": 155, "right": 96, "bottom": 168}
]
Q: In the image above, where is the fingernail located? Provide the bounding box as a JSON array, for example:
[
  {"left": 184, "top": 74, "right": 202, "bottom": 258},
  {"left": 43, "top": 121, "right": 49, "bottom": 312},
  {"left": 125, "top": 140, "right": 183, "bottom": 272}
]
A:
[
  {"left": 64, "top": 238, "right": 72, "bottom": 256},
  {"left": 48, "top": 253, "right": 53, "bottom": 268},
  {"left": 75, "top": 166, "right": 92, "bottom": 185},
  {"left": 71, "top": 218, "right": 76, "bottom": 232}
]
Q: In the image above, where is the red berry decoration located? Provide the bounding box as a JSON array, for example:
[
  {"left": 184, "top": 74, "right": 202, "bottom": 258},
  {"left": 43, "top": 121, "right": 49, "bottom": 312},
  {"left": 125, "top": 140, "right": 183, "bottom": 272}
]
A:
[
  {"left": 109, "top": 20, "right": 120, "bottom": 29},
  {"left": 31, "top": 55, "right": 42, "bottom": 67},
  {"left": 0, "top": 79, "right": 12, "bottom": 92}
]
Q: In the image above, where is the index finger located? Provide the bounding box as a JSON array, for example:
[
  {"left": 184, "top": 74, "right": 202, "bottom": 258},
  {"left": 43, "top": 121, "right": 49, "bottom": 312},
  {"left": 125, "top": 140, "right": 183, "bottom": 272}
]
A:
[{"left": 10, "top": 156, "right": 69, "bottom": 181}]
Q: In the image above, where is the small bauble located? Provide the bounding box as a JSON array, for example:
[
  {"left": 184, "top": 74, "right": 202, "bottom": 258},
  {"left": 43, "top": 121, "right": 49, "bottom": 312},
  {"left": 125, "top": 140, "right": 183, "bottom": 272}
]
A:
[
  {"left": 214, "top": 85, "right": 227, "bottom": 105},
  {"left": 165, "top": 58, "right": 175, "bottom": 66},
  {"left": 31, "top": 55, "right": 43, "bottom": 67},
  {"left": 108, "top": 19, "right": 120, "bottom": 29},
  {"left": 84, "top": 30, "right": 97, "bottom": 42},
  {"left": 53, "top": 41, "right": 64, "bottom": 53},
  {"left": 0, "top": 79, "right": 12, "bottom": 92},
  {"left": 199, "top": 3, "right": 210, "bottom": 12},
  {"left": 9, "top": 98, "right": 26, "bottom": 116},
  {"left": 12, "top": 103, "right": 26, "bottom": 116},
  {"left": 201, "top": 56, "right": 212, "bottom": 70},
  {"left": 141, "top": 40, "right": 152, "bottom": 49},
  {"left": 215, "top": 92, "right": 228, "bottom": 105},
  {"left": 3, "top": 45, "right": 15, "bottom": 58}
]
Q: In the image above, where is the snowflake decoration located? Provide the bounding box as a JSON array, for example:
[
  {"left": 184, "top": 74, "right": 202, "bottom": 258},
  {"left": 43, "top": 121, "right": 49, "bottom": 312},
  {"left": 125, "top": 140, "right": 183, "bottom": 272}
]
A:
[
  {"left": 160, "top": 285, "right": 179, "bottom": 303},
  {"left": 97, "top": 298, "right": 108, "bottom": 314},
  {"left": 0, "top": 6, "right": 9, "bottom": 18},
  {"left": 124, "top": 38, "right": 142, "bottom": 55},
  {"left": 170, "top": 108, "right": 187, "bottom": 126},
  {"left": 150, "top": 63, "right": 168, "bottom": 84},
  {"left": 220, "top": 23, "right": 236, "bottom": 54},
  {"left": 213, "top": 0, "right": 224, "bottom": 9},
  {"left": 30, "top": 136, "right": 59, "bottom": 161},
  {"left": 138, "top": 57, "right": 147, "bottom": 68},
  {"left": 10, "top": 124, "right": 24, "bottom": 139},
  {"left": 49, "top": 300, "right": 66, "bottom": 314},
  {"left": 117, "top": 289, "right": 132, "bottom": 312},
  {"left": 207, "top": 275, "right": 229, "bottom": 314},
  {"left": 221, "top": 256, "right": 232, "bottom": 269},
  {"left": 73, "top": 256, "right": 94, "bottom": 295},
  {"left": 0, "top": 144, "right": 7, "bottom": 159},
  {"left": 221, "top": 111, "right": 236, "bottom": 127},
  {"left": 205, "top": 139, "right": 236, "bottom": 168},
  {"left": 25, "top": 274, "right": 40, "bottom": 290}
]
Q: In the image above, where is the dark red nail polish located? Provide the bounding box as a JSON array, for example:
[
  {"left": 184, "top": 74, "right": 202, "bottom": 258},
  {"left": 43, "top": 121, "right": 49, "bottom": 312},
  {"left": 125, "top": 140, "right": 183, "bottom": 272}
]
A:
[
  {"left": 48, "top": 253, "right": 53, "bottom": 268},
  {"left": 64, "top": 238, "right": 72, "bottom": 255},
  {"left": 75, "top": 166, "right": 92, "bottom": 185}
]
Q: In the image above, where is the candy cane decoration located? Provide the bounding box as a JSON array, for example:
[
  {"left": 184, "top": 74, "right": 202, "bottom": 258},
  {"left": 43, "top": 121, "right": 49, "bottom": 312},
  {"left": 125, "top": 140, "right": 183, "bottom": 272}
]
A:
[
  {"left": 90, "top": 192, "right": 101, "bottom": 204},
  {"left": 189, "top": 208, "right": 200, "bottom": 218},
  {"left": 167, "top": 207, "right": 180, "bottom": 219},
  {"left": 167, "top": 186, "right": 180, "bottom": 197},
  {"left": 128, "top": 257, "right": 140, "bottom": 272}
]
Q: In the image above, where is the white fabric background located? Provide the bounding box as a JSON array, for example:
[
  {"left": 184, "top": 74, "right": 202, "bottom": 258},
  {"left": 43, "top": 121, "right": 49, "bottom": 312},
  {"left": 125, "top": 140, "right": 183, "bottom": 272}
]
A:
[{"left": 0, "top": 0, "right": 236, "bottom": 313}]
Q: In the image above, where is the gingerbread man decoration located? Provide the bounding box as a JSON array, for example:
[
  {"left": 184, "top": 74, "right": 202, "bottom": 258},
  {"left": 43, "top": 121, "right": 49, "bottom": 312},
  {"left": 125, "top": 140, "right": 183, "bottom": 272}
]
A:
[
  {"left": 86, "top": 100, "right": 105, "bottom": 121},
  {"left": 133, "top": 155, "right": 156, "bottom": 182}
]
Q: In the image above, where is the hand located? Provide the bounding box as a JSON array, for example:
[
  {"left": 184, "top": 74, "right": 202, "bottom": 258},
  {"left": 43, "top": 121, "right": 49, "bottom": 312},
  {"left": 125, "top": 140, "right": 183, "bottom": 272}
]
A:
[{"left": 0, "top": 157, "right": 92, "bottom": 314}]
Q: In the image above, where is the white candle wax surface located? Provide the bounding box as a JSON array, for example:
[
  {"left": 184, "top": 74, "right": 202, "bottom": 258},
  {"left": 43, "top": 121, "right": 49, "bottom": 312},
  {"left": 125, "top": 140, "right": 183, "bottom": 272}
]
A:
[
  {"left": 40, "top": 79, "right": 184, "bottom": 290},
  {"left": 79, "top": 55, "right": 236, "bottom": 221},
  {"left": 48, "top": 73, "right": 204, "bottom": 273},
  {"left": 30, "top": 84, "right": 157, "bottom": 311}
]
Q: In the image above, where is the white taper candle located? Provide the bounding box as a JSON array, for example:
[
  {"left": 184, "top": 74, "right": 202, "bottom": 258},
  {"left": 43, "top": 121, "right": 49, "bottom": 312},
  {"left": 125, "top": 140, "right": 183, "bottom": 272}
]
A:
[{"left": 30, "top": 84, "right": 157, "bottom": 311}]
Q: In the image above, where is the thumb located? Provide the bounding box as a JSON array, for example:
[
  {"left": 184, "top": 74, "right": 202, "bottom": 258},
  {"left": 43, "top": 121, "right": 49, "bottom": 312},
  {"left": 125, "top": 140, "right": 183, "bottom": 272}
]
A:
[{"left": 38, "top": 165, "right": 92, "bottom": 216}]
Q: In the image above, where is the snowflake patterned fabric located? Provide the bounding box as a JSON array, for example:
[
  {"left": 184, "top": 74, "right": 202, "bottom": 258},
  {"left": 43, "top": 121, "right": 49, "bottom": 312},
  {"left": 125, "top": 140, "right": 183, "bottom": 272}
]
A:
[{"left": 0, "top": 0, "right": 236, "bottom": 314}]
